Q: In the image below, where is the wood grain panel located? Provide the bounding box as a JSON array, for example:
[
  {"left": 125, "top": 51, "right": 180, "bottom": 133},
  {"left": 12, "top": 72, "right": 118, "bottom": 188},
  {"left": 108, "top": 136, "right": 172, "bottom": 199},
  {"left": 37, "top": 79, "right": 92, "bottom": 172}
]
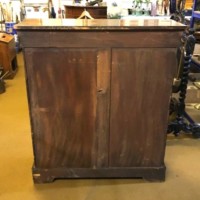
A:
[
  {"left": 25, "top": 48, "right": 98, "bottom": 168},
  {"left": 19, "top": 31, "right": 182, "bottom": 49},
  {"left": 109, "top": 48, "right": 177, "bottom": 167},
  {"left": 95, "top": 49, "right": 111, "bottom": 168}
]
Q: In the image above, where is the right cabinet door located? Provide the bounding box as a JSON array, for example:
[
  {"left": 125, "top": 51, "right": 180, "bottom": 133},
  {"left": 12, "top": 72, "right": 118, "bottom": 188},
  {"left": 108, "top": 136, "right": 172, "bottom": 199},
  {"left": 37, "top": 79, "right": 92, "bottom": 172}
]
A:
[{"left": 109, "top": 48, "right": 177, "bottom": 168}]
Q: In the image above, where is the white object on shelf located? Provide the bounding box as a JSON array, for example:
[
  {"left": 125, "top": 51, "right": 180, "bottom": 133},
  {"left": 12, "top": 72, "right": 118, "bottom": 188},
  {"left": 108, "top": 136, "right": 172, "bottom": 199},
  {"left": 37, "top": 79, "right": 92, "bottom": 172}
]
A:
[
  {"left": 23, "top": 0, "right": 48, "bottom": 4},
  {"left": 25, "top": 5, "right": 49, "bottom": 19},
  {"left": 151, "top": 0, "right": 157, "bottom": 16}
]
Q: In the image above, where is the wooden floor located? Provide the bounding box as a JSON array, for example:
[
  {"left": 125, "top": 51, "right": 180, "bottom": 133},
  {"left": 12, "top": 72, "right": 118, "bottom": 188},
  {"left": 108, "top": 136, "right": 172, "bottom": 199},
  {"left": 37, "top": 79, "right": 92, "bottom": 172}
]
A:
[{"left": 0, "top": 53, "right": 200, "bottom": 200}]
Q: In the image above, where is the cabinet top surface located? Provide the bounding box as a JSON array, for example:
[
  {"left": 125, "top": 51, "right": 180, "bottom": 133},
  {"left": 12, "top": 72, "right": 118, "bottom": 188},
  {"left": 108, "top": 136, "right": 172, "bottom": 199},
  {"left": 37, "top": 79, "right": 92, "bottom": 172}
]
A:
[{"left": 15, "top": 19, "right": 185, "bottom": 31}]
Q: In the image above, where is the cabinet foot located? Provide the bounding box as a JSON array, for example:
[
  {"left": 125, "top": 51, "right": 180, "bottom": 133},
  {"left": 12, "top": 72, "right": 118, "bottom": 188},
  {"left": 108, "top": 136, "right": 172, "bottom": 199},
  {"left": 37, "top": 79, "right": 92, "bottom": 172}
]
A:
[
  {"left": 143, "top": 173, "right": 165, "bottom": 182},
  {"left": 32, "top": 165, "right": 166, "bottom": 183},
  {"left": 33, "top": 172, "right": 55, "bottom": 184}
]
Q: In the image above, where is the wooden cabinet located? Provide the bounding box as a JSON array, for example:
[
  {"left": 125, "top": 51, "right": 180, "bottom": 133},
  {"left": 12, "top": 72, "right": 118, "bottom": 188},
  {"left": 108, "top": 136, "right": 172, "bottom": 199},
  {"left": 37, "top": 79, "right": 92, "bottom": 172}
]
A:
[
  {"left": 0, "top": 33, "right": 18, "bottom": 79},
  {"left": 16, "top": 19, "right": 185, "bottom": 183},
  {"left": 65, "top": 5, "right": 107, "bottom": 18}
]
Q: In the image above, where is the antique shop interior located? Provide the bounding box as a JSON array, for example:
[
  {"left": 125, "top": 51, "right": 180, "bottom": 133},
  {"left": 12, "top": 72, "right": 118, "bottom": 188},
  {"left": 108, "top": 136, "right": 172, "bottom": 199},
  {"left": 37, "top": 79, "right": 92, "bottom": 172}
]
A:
[{"left": 1, "top": 0, "right": 200, "bottom": 199}]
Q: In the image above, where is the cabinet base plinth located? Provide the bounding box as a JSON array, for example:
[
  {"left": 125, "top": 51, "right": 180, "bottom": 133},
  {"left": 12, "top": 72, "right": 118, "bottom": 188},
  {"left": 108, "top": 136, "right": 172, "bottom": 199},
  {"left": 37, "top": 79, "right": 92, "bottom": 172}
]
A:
[{"left": 32, "top": 165, "right": 166, "bottom": 184}]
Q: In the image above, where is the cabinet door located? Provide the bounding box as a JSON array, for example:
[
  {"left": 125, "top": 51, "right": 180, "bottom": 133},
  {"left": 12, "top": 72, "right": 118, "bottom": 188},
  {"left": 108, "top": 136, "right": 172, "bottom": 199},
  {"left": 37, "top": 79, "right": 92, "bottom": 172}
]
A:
[
  {"left": 109, "top": 48, "right": 177, "bottom": 167},
  {"left": 24, "top": 48, "right": 110, "bottom": 169}
]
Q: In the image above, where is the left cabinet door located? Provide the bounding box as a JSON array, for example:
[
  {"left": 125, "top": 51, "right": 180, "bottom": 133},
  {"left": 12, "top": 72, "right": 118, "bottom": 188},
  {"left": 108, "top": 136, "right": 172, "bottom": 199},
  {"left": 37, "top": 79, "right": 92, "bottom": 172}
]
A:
[{"left": 24, "top": 48, "right": 110, "bottom": 169}]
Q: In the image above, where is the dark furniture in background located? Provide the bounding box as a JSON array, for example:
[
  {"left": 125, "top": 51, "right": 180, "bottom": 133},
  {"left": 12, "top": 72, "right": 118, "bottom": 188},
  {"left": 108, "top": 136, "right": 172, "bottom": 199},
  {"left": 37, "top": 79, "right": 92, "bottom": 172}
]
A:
[
  {"left": 16, "top": 19, "right": 185, "bottom": 183},
  {"left": 64, "top": 5, "right": 107, "bottom": 18}
]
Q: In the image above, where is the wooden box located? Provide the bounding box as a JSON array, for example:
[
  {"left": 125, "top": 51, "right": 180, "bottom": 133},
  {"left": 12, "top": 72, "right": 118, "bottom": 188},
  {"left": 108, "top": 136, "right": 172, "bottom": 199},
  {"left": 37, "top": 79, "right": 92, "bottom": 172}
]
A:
[{"left": 0, "top": 33, "right": 18, "bottom": 79}]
